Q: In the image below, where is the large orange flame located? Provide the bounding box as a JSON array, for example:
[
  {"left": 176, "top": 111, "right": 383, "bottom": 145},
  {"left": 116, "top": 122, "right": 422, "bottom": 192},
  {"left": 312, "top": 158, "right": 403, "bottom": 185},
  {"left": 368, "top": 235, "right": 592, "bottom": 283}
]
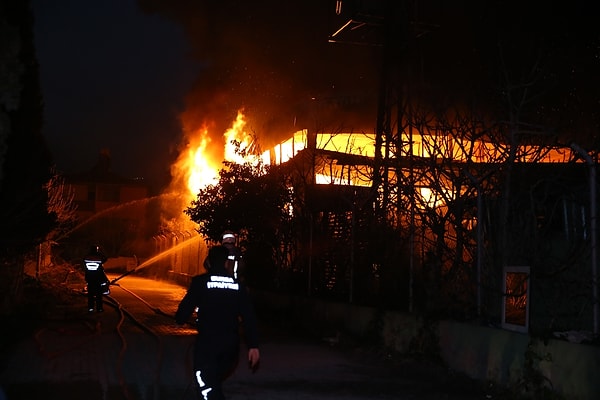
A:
[
  {"left": 169, "top": 125, "right": 218, "bottom": 208},
  {"left": 186, "top": 128, "right": 219, "bottom": 195},
  {"left": 224, "top": 110, "right": 262, "bottom": 165},
  {"left": 169, "top": 109, "right": 260, "bottom": 208}
]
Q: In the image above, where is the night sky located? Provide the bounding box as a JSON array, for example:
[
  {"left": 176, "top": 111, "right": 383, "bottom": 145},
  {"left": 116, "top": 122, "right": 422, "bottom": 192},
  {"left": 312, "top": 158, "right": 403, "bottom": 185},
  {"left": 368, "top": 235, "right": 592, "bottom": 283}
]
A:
[
  {"left": 33, "top": 0, "right": 196, "bottom": 190},
  {"left": 32, "top": 0, "right": 598, "bottom": 191},
  {"left": 32, "top": 0, "right": 380, "bottom": 191}
]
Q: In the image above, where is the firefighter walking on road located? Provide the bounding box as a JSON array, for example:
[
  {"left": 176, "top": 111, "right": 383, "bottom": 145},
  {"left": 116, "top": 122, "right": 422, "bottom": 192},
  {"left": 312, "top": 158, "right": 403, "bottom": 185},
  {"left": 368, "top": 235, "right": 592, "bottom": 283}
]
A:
[
  {"left": 83, "top": 245, "right": 109, "bottom": 312},
  {"left": 176, "top": 245, "right": 260, "bottom": 400}
]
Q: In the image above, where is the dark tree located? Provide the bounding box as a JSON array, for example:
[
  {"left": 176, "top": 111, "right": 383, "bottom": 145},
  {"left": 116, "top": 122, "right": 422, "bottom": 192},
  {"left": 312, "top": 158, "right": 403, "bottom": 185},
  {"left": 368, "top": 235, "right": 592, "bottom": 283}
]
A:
[
  {"left": 184, "top": 158, "right": 293, "bottom": 284},
  {"left": 0, "top": 0, "right": 55, "bottom": 312}
]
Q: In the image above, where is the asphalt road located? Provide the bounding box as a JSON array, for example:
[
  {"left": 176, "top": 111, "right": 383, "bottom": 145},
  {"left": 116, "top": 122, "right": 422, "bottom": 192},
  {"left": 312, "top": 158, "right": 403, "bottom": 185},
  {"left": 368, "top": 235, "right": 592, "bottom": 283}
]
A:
[{"left": 0, "top": 274, "right": 500, "bottom": 400}]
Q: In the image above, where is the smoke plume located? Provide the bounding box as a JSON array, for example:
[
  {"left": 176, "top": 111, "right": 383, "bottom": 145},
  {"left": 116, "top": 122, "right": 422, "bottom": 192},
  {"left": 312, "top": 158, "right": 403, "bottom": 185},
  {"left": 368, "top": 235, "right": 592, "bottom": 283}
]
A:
[{"left": 137, "top": 0, "right": 380, "bottom": 151}]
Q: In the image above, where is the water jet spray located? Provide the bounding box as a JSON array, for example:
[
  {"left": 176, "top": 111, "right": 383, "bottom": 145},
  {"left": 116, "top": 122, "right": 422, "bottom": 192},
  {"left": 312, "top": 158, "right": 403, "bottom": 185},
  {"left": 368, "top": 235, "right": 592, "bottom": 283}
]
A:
[{"left": 110, "top": 233, "right": 205, "bottom": 285}]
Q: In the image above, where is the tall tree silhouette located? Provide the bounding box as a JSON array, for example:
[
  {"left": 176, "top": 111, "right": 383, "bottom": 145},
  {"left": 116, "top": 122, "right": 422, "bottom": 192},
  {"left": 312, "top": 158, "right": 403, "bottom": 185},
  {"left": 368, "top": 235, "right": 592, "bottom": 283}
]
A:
[{"left": 0, "top": 0, "right": 55, "bottom": 312}]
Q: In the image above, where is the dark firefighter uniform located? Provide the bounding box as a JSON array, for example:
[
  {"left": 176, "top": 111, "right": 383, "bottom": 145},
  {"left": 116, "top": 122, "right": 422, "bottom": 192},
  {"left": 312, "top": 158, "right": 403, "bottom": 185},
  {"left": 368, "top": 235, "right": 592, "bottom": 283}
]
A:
[
  {"left": 221, "top": 232, "right": 244, "bottom": 280},
  {"left": 83, "top": 246, "right": 109, "bottom": 312},
  {"left": 176, "top": 245, "right": 259, "bottom": 400}
]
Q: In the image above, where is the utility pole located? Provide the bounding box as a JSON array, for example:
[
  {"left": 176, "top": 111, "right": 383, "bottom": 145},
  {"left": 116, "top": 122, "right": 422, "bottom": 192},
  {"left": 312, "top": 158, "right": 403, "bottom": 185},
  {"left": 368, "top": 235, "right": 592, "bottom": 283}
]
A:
[
  {"left": 570, "top": 143, "right": 599, "bottom": 337},
  {"left": 329, "top": 1, "right": 427, "bottom": 311}
]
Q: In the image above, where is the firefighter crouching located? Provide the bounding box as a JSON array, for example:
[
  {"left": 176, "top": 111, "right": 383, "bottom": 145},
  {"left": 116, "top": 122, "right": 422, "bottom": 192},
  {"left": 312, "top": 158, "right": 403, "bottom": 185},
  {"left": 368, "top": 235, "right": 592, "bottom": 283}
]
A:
[{"left": 83, "top": 245, "right": 109, "bottom": 312}]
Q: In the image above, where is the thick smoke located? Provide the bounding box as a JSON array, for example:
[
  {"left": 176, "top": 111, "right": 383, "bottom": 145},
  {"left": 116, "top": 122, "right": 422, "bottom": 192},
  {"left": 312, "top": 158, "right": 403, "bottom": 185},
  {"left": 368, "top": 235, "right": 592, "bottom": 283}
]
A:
[
  {"left": 137, "top": 0, "right": 380, "bottom": 150},
  {"left": 137, "top": 0, "right": 599, "bottom": 161}
]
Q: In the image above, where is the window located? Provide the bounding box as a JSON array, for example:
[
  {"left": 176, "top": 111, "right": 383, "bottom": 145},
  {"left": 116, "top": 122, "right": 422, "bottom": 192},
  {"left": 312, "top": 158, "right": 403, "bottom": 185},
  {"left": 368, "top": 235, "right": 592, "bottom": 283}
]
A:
[{"left": 501, "top": 266, "right": 530, "bottom": 333}]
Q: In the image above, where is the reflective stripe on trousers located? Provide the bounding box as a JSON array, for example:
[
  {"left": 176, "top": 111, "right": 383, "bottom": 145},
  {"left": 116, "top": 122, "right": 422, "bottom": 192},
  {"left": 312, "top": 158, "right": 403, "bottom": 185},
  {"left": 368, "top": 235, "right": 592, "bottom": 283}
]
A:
[{"left": 195, "top": 370, "right": 212, "bottom": 400}]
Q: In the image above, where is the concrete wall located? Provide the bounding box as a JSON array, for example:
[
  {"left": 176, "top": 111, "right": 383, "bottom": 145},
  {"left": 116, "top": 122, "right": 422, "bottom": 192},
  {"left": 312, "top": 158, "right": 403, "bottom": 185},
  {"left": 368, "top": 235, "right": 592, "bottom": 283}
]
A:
[
  {"left": 439, "top": 320, "right": 600, "bottom": 400},
  {"left": 253, "top": 292, "right": 600, "bottom": 400}
]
